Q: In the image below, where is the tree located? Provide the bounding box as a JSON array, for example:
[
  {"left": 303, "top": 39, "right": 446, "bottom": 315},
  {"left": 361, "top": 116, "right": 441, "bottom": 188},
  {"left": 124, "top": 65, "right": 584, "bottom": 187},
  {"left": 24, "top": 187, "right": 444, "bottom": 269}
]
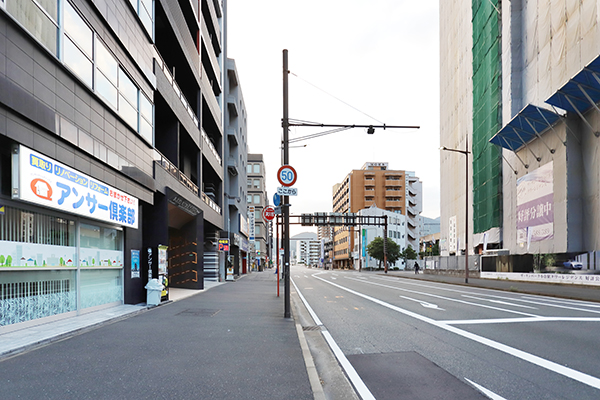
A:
[
  {"left": 399, "top": 245, "right": 418, "bottom": 268},
  {"left": 366, "top": 237, "right": 400, "bottom": 270},
  {"left": 6, "top": 255, "right": 12, "bottom": 266},
  {"left": 0, "top": 255, "right": 4, "bottom": 266}
]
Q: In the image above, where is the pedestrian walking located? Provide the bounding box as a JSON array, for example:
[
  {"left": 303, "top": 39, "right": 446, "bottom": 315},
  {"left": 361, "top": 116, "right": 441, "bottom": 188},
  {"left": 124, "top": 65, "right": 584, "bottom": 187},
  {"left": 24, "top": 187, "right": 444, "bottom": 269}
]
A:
[{"left": 414, "top": 261, "right": 420, "bottom": 274}]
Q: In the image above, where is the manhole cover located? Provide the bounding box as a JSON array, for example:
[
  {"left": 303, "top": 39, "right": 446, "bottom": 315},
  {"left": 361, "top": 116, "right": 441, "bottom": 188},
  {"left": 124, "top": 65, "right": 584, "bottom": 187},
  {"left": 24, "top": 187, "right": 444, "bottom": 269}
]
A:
[{"left": 176, "top": 309, "right": 221, "bottom": 317}]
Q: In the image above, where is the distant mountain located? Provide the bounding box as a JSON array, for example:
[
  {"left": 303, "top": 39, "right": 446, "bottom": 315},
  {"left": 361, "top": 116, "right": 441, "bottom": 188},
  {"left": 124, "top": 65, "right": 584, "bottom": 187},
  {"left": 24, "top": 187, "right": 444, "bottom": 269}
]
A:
[{"left": 291, "top": 232, "right": 318, "bottom": 240}]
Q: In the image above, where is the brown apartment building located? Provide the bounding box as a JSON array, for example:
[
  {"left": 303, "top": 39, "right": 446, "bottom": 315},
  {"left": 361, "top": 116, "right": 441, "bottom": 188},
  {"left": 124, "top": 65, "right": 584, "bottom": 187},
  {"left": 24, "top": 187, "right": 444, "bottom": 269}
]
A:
[{"left": 332, "top": 162, "right": 421, "bottom": 269}]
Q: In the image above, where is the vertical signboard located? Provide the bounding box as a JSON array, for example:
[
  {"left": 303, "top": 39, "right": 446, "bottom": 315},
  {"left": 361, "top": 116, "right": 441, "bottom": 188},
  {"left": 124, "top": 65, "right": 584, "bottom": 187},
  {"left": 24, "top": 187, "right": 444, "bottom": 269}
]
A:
[
  {"left": 248, "top": 206, "right": 255, "bottom": 241},
  {"left": 517, "top": 161, "right": 554, "bottom": 244}
]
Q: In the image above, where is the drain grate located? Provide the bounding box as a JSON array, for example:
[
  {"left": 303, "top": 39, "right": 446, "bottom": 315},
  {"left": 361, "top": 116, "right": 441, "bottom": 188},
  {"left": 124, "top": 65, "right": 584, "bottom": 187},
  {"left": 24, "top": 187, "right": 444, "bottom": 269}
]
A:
[
  {"left": 176, "top": 309, "right": 221, "bottom": 317},
  {"left": 302, "top": 325, "right": 321, "bottom": 331}
]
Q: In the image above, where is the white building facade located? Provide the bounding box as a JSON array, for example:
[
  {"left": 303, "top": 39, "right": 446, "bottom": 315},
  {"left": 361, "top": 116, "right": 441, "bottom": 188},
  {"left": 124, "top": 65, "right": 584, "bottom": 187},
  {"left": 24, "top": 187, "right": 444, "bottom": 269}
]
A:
[{"left": 353, "top": 207, "right": 410, "bottom": 270}]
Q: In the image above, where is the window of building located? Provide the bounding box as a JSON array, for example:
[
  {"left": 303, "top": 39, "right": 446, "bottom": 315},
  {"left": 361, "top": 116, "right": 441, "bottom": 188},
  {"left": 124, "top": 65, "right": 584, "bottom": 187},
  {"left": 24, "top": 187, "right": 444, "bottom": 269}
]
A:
[
  {"left": 247, "top": 195, "right": 252, "bottom": 203},
  {"left": 253, "top": 164, "right": 260, "bottom": 173},
  {"left": 128, "top": 0, "right": 153, "bottom": 38},
  {"left": 255, "top": 210, "right": 261, "bottom": 220},
  {"left": 255, "top": 225, "right": 261, "bottom": 235},
  {"left": 5, "top": 1, "right": 156, "bottom": 145},
  {"left": 7, "top": 0, "right": 58, "bottom": 54},
  {"left": 247, "top": 179, "right": 252, "bottom": 187},
  {"left": 247, "top": 164, "right": 252, "bottom": 174},
  {"left": 253, "top": 179, "right": 260, "bottom": 188},
  {"left": 63, "top": 1, "right": 93, "bottom": 87},
  {"left": 253, "top": 195, "right": 260, "bottom": 204}
]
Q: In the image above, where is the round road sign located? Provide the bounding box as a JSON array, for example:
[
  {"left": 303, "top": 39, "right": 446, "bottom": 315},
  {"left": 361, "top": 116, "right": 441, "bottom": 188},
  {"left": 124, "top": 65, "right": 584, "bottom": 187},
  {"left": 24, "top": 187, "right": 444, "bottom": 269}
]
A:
[
  {"left": 277, "top": 165, "right": 297, "bottom": 187},
  {"left": 262, "top": 206, "right": 275, "bottom": 221}
]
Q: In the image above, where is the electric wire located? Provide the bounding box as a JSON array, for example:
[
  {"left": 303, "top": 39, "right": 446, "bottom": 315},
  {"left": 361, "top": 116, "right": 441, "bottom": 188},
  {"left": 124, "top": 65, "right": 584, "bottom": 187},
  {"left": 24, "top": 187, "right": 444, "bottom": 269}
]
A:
[{"left": 289, "top": 72, "right": 385, "bottom": 124}]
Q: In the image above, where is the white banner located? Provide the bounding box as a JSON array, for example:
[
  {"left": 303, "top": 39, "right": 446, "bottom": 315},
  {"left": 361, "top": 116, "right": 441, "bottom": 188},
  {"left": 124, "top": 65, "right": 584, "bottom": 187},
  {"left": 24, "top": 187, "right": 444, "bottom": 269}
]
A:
[{"left": 15, "top": 145, "right": 138, "bottom": 228}]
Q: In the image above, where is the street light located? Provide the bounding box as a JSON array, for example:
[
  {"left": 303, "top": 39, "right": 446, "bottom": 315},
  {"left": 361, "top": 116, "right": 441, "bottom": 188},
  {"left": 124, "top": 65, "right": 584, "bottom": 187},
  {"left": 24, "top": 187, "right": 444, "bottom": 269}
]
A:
[{"left": 440, "top": 140, "right": 470, "bottom": 284}]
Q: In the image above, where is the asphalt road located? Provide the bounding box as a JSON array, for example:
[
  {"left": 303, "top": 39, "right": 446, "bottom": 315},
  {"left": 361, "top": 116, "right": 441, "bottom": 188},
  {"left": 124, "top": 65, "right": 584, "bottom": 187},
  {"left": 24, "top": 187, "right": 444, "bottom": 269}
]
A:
[{"left": 292, "top": 265, "right": 600, "bottom": 400}]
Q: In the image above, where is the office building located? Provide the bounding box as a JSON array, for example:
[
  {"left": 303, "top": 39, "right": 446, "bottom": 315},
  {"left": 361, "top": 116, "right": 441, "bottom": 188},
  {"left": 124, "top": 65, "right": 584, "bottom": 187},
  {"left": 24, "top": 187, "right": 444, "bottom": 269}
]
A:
[
  {"left": 224, "top": 58, "right": 249, "bottom": 276},
  {"left": 247, "top": 153, "right": 268, "bottom": 269},
  {"left": 0, "top": 0, "right": 227, "bottom": 328},
  {"left": 332, "top": 162, "right": 422, "bottom": 269}
]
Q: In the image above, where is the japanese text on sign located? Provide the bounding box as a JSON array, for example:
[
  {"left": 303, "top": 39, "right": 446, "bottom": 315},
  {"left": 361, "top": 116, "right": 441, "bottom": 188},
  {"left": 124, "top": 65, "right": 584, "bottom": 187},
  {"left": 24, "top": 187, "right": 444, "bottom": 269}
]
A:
[{"left": 16, "top": 145, "right": 139, "bottom": 229}]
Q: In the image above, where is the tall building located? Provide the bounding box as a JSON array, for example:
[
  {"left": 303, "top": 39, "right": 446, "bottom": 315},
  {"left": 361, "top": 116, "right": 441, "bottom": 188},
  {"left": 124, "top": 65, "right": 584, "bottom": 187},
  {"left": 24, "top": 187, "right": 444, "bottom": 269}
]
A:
[
  {"left": 247, "top": 154, "right": 268, "bottom": 269},
  {"left": 441, "top": 1, "right": 600, "bottom": 269},
  {"left": 296, "top": 239, "right": 321, "bottom": 266},
  {"left": 0, "top": 0, "right": 226, "bottom": 328},
  {"left": 224, "top": 58, "right": 249, "bottom": 276},
  {"left": 332, "top": 162, "right": 422, "bottom": 269}
]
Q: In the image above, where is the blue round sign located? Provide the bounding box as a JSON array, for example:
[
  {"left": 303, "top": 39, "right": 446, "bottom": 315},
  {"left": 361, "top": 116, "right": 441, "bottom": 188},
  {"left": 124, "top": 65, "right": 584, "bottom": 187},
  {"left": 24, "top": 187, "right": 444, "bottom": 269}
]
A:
[{"left": 273, "top": 193, "right": 281, "bottom": 207}]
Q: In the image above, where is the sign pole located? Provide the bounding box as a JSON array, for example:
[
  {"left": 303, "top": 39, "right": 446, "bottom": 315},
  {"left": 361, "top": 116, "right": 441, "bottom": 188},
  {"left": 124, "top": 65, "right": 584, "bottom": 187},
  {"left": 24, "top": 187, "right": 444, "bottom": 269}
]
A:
[
  {"left": 276, "top": 215, "right": 280, "bottom": 297},
  {"left": 282, "top": 49, "right": 291, "bottom": 318}
]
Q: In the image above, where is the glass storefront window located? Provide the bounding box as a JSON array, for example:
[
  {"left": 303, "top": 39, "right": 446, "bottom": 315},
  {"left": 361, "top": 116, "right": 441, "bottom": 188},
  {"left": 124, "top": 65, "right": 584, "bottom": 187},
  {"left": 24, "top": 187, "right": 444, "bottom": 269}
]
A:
[
  {"left": 0, "top": 205, "right": 125, "bottom": 324},
  {"left": 80, "top": 269, "right": 122, "bottom": 309},
  {"left": 0, "top": 270, "right": 77, "bottom": 325}
]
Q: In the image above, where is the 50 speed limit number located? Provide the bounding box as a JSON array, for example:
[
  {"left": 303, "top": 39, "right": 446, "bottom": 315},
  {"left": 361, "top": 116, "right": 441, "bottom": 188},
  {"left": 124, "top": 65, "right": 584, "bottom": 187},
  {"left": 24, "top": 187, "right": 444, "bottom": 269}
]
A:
[{"left": 277, "top": 165, "right": 297, "bottom": 187}]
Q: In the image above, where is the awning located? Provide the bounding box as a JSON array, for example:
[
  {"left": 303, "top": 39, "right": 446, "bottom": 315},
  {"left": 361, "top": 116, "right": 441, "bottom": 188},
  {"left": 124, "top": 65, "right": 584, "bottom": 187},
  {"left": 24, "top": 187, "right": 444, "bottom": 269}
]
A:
[
  {"left": 489, "top": 104, "right": 561, "bottom": 151},
  {"left": 546, "top": 55, "right": 600, "bottom": 114}
]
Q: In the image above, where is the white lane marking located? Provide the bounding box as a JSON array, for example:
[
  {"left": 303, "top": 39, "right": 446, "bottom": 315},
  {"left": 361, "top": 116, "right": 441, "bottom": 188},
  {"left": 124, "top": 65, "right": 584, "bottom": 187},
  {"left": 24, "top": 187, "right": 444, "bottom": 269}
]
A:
[
  {"left": 520, "top": 295, "right": 600, "bottom": 308},
  {"left": 400, "top": 295, "right": 445, "bottom": 310},
  {"left": 291, "top": 278, "right": 375, "bottom": 400},
  {"left": 345, "top": 276, "right": 541, "bottom": 318},
  {"left": 461, "top": 295, "right": 538, "bottom": 309},
  {"left": 321, "top": 331, "right": 376, "bottom": 400},
  {"left": 369, "top": 275, "right": 600, "bottom": 315},
  {"left": 313, "top": 275, "right": 600, "bottom": 391},
  {"left": 465, "top": 378, "right": 507, "bottom": 400},
  {"left": 291, "top": 279, "right": 322, "bottom": 326},
  {"left": 472, "top": 293, "right": 600, "bottom": 315},
  {"left": 441, "top": 316, "right": 600, "bottom": 325},
  {"left": 331, "top": 277, "right": 337, "bottom": 280}
]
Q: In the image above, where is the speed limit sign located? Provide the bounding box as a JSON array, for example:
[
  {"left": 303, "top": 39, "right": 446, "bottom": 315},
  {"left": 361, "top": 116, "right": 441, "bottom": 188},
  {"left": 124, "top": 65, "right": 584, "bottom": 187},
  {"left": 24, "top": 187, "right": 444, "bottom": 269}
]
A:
[{"left": 277, "top": 165, "right": 297, "bottom": 187}]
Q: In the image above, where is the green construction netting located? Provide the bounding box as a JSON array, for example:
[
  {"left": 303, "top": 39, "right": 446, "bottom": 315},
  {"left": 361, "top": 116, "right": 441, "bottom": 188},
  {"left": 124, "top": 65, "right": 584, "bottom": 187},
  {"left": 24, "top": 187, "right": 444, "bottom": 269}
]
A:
[{"left": 472, "top": 0, "right": 502, "bottom": 234}]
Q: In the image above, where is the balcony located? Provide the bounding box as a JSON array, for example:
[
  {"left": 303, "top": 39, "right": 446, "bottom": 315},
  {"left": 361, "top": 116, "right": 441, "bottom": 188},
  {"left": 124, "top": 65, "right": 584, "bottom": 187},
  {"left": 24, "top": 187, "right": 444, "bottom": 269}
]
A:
[
  {"left": 202, "top": 192, "right": 221, "bottom": 214},
  {"left": 385, "top": 190, "right": 402, "bottom": 197},
  {"left": 153, "top": 150, "right": 198, "bottom": 196},
  {"left": 385, "top": 179, "right": 401, "bottom": 186},
  {"left": 154, "top": 51, "right": 199, "bottom": 128},
  {"left": 202, "top": 128, "right": 221, "bottom": 165},
  {"left": 385, "top": 200, "right": 402, "bottom": 208},
  {"left": 227, "top": 156, "right": 239, "bottom": 176}
]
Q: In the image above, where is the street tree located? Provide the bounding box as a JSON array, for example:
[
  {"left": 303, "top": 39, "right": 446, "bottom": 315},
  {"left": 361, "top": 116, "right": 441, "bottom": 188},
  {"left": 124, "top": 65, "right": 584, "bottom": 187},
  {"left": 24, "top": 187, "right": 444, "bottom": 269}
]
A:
[
  {"left": 400, "top": 245, "right": 418, "bottom": 268},
  {"left": 366, "top": 237, "right": 400, "bottom": 270}
]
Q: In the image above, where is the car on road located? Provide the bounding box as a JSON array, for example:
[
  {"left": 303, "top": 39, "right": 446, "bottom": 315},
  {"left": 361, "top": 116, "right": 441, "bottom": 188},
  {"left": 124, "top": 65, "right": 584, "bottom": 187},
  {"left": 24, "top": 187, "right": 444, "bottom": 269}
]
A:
[{"left": 563, "top": 260, "right": 583, "bottom": 269}]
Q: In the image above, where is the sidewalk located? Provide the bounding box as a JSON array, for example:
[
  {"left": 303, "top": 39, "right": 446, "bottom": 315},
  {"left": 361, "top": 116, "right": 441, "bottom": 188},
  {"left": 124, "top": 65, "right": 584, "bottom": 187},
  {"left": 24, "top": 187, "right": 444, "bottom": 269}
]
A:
[
  {"left": 0, "top": 271, "right": 315, "bottom": 400},
  {"left": 384, "top": 270, "right": 600, "bottom": 303},
  {"left": 0, "top": 281, "right": 222, "bottom": 359}
]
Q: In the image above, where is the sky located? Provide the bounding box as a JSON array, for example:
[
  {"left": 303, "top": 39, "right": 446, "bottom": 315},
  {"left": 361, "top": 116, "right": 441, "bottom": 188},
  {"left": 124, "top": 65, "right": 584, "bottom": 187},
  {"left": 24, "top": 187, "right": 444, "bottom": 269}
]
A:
[{"left": 227, "top": 1, "right": 440, "bottom": 229}]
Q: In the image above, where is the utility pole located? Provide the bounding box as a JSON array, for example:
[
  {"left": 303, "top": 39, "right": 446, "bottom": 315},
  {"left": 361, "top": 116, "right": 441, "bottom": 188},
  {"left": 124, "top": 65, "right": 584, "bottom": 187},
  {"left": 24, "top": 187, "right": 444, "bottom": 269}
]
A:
[{"left": 282, "top": 49, "right": 291, "bottom": 318}]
